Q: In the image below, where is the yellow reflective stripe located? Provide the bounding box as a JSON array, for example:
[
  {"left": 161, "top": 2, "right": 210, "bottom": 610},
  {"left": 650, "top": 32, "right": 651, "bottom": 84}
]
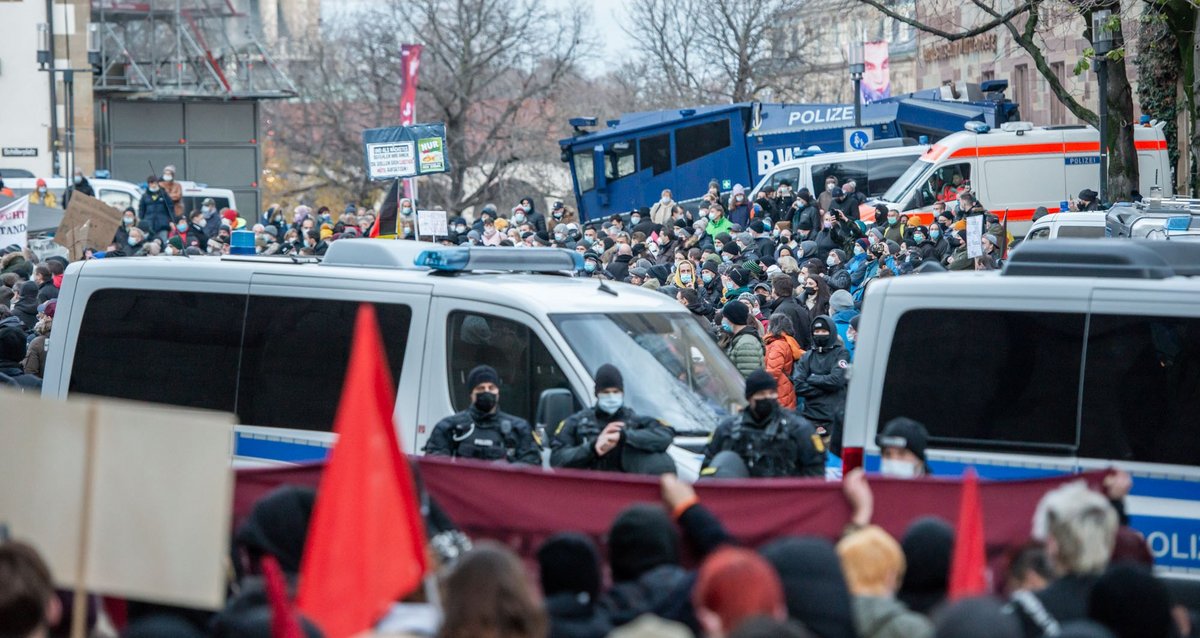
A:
[
  {"left": 811, "top": 433, "right": 826, "bottom": 454},
  {"left": 700, "top": 467, "right": 718, "bottom": 476},
  {"left": 554, "top": 420, "right": 567, "bottom": 436}
]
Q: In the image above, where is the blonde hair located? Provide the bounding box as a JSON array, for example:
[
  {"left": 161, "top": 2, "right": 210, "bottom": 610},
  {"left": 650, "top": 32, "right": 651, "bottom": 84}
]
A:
[
  {"left": 837, "top": 525, "right": 906, "bottom": 596},
  {"left": 1031, "top": 480, "right": 1117, "bottom": 576}
]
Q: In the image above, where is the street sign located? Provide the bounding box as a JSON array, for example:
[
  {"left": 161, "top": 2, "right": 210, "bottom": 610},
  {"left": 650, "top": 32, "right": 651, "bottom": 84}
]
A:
[
  {"left": 844, "top": 128, "right": 874, "bottom": 151},
  {"left": 2, "top": 147, "right": 38, "bottom": 157}
]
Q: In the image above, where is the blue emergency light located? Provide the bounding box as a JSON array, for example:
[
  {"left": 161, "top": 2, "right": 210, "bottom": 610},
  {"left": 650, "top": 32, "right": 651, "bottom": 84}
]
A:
[
  {"left": 1165, "top": 216, "right": 1191, "bottom": 232},
  {"left": 415, "top": 246, "right": 584, "bottom": 274}
]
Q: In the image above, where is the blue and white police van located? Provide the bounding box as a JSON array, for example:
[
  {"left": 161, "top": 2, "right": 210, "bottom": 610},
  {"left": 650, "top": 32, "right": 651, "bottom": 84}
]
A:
[
  {"left": 842, "top": 239, "right": 1200, "bottom": 597},
  {"left": 40, "top": 241, "right": 744, "bottom": 477}
]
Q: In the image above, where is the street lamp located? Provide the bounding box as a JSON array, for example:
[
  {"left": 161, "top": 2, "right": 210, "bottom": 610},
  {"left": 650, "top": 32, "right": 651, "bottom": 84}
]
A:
[
  {"left": 37, "top": 23, "right": 51, "bottom": 67},
  {"left": 88, "top": 22, "right": 102, "bottom": 69},
  {"left": 1092, "top": 9, "right": 1113, "bottom": 204},
  {"left": 849, "top": 40, "right": 865, "bottom": 128}
]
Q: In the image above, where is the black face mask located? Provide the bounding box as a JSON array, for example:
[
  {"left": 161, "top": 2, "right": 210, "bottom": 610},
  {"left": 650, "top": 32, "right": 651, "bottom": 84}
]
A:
[
  {"left": 473, "top": 391, "right": 497, "bottom": 413},
  {"left": 812, "top": 332, "right": 834, "bottom": 349},
  {"left": 755, "top": 293, "right": 769, "bottom": 308},
  {"left": 751, "top": 398, "right": 776, "bottom": 421}
]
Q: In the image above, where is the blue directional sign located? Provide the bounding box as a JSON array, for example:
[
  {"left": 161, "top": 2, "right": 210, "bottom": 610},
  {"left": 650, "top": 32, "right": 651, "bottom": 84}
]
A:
[{"left": 844, "top": 127, "right": 874, "bottom": 151}]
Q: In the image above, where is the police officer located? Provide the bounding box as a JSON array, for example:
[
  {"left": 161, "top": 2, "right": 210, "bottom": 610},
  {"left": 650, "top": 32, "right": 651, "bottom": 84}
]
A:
[
  {"left": 550, "top": 364, "right": 676, "bottom": 474},
  {"left": 793, "top": 315, "right": 850, "bottom": 438},
  {"left": 875, "top": 417, "right": 931, "bottom": 478},
  {"left": 701, "top": 369, "right": 826, "bottom": 478},
  {"left": 424, "top": 365, "right": 541, "bottom": 465}
]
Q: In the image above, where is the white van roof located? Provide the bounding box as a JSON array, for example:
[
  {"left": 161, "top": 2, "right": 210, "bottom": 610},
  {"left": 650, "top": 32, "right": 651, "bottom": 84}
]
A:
[
  {"left": 68, "top": 252, "right": 683, "bottom": 316},
  {"left": 762, "top": 143, "right": 928, "bottom": 175},
  {"left": 921, "top": 123, "right": 1166, "bottom": 163}
]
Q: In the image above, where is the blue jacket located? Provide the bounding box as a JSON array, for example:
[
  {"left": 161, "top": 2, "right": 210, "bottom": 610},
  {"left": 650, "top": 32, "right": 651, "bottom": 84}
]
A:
[{"left": 831, "top": 308, "right": 859, "bottom": 360}]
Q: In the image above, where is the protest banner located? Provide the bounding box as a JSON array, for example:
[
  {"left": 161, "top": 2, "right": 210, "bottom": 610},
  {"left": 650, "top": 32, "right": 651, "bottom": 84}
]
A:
[
  {"left": 1, "top": 389, "right": 235, "bottom": 628},
  {"left": 966, "top": 214, "right": 984, "bottom": 259},
  {"left": 236, "top": 457, "right": 1106, "bottom": 565},
  {"left": 362, "top": 123, "right": 450, "bottom": 181},
  {"left": 55, "top": 191, "right": 123, "bottom": 260},
  {"left": 417, "top": 209, "right": 448, "bottom": 238},
  {"left": 0, "top": 195, "right": 30, "bottom": 250}
]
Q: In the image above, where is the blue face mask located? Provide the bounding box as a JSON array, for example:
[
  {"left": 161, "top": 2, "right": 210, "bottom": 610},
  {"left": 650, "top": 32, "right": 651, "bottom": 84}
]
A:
[
  {"left": 596, "top": 392, "right": 623, "bottom": 415},
  {"left": 680, "top": 273, "right": 693, "bottom": 284},
  {"left": 914, "top": 234, "right": 926, "bottom": 243},
  {"left": 931, "top": 229, "right": 941, "bottom": 239},
  {"left": 177, "top": 221, "right": 188, "bottom": 232},
  {"left": 722, "top": 254, "right": 732, "bottom": 264},
  {"left": 702, "top": 272, "right": 714, "bottom": 284},
  {"left": 127, "top": 236, "right": 138, "bottom": 246},
  {"left": 584, "top": 261, "right": 597, "bottom": 273},
  {"left": 721, "top": 322, "right": 734, "bottom": 333}
]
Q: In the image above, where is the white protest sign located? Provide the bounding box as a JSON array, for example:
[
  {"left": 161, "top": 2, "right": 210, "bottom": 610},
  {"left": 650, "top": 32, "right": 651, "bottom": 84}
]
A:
[
  {"left": 966, "top": 215, "right": 984, "bottom": 259},
  {"left": 417, "top": 209, "right": 448, "bottom": 237},
  {"left": 366, "top": 140, "right": 417, "bottom": 180},
  {"left": 1, "top": 389, "right": 235, "bottom": 611},
  {"left": 0, "top": 195, "right": 30, "bottom": 249}
]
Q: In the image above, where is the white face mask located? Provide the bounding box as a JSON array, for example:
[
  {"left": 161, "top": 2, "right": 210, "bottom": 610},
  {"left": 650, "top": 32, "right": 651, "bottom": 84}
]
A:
[
  {"left": 162, "top": 174, "right": 173, "bottom": 182},
  {"left": 879, "top": 457, "right": 919, "bottom": 478},
  {"left": 596, "top": 391, "right": 623, "bottom": 415}
]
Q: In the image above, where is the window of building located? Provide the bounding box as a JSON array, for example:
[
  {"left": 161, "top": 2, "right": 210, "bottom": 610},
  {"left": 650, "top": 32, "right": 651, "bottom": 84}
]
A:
[
  {"left": 880, "top": 309, "right": 1085, "bottom": 454},
  {"left": 68, "top": 289, "right": 244, "bottom": 412},
  {"left": 573, "top": 150, "right": 595, "bottom": 193},
  {"left": 982, "top": 70, "right": 995, "bottom": 83},
  {"left": 237, "top": 297, "right": 411, "bottom": 431},
  {"left": 1050, "top": 63, "right": 1066, "bottom": 125},
  {"left": 1014, "top": 65, "right": 1030, "bottom": 116},
  {"left": 1078, "top": 314, "right": 1200, "bottom": 466},
  {"left": 639, "top": 133, "right": 672, "bottom": 176},
  {"left": 605, "top": 141, "right": 636, "bottom": 181},
  {"left": 446, "top": 311, "right": 572, "bottom": 424},
  {"left": 676, "top": 119, "right": 732, "bottom": 166}
]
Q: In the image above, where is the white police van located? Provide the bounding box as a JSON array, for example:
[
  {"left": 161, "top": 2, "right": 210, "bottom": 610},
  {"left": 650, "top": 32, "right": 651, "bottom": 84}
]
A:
[
  {"left": 842, "top": 239, "right": 1200, "bottom": 591},
  {"left": 40, "top": 241, "right": 744, "bottom": 476}
]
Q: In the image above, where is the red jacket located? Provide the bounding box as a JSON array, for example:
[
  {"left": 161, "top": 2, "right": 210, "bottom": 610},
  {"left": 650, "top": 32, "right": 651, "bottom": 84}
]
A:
[{"left": 764, "top": 333, "right": 804, "bottom": 409}]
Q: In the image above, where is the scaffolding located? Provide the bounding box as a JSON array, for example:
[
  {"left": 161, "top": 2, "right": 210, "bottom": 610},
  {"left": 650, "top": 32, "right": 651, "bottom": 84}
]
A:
[{"left": 91, "top": 0, "right": 298, "bottom": 99}]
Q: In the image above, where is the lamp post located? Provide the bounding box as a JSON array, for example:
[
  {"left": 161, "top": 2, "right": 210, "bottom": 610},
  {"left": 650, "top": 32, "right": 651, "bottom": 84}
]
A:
[
  {"left": 1092, "top": 9, "right": 1113, "bottom": 204},
  {"left": 37, "top": 22, "right": 97, "bottom": 183},
  {"left": 849, "top": 41, "right": 865, "bottom": 128}
]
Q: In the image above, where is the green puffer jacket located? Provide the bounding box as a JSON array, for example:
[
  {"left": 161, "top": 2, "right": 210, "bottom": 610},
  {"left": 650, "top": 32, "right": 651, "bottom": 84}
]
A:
[{"left": 726, "top": 328, "right": 765, "bottom": 378}]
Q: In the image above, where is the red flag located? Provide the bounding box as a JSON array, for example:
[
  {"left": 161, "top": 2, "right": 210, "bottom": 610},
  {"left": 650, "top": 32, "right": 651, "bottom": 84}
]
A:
[
  {"left": 296, "top": 304, "right": 428, "bottom": 637},
  {"left": 399, "top": 44, "right": 423, "bottom": 200},
  {"left": 948, "top": 468, "right": 988, "bottom": 599},
  {"left": 262, "top": 555, "right": 303, "bottom": 638}
]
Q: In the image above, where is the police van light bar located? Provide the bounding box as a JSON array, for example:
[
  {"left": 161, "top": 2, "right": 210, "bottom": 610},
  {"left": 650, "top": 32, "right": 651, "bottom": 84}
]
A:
[
  {"left": 415, "top": 246, "right": 584, "bottom": 274},
  {"left": 964, "top": 121, "right": 991, "bottom": 134},
  {"left": 1165, "top": 216, "right": 1191, "bottom": 232}
]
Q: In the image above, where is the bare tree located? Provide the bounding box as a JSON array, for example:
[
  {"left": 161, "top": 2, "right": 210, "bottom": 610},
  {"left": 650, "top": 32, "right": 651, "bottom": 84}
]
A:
[
  {"left": 264, "top": 0, "right": 591, "bottom": 212},
  {"left": 625, "top": 0, "right": 814, "bottom": 104},
  {"left": 855, "top": 0, "right": 1139, "bottom": 199}
]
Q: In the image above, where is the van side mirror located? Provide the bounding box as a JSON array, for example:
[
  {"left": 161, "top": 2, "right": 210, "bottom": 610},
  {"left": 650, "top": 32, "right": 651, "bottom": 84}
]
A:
[{"left": 536, "top": 388, "right": 575, "bottom": 431}]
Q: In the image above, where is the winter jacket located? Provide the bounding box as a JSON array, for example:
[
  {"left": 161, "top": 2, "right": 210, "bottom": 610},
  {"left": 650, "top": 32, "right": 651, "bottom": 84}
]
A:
[
  {"left": 726, "top": 328, "right": 765, "bottom": 378},
  {"left": 705, "top": 216, "right": 733, "bottom": 238},
  {"left": 139, "top": 191, "right": 176, "bottom": 235},
  {"left": 851, "top": 596, "right": 933, "bottom": 638},
  {"left": 22, "top": 333, "right": 47, "bottom": 377},
  {"left": 545, "top": 592, "right": 612, "bottom": 638},
  {"left": 792, "top": 329, "right": 849, "bottom": 424},
  {"left": 792, "top": 204, "right": 821, "bottom": 239},
  {"left": 764, "top": 333, "right": 803, "bottom": 409},
  {"left": 30, "top": 190, "right": 57, "bottom": 208},
  {"left": 649, "top": 199, "right": 676, "bottom": 226},
  {"left": 831, "top": 308, "right": 859, "bottom": 360},
  {"left": 62, "top": 178, "right": 94, "bottom": 208},
  {"left": 728, "top": 202, "right": 752, "bottom": 229},
  {"left": 162, "top": 179, "right": 183, "bottom": 218},
  {"left": 10, "top": 294, "right": 38, "bottom": 332},
  {"left": 883, "top": 222, "right": 906, "bottom": 245},
  {"left": 550, "top": 406, "right": 675, "bottom": 474},
  {"left": 827, "top": 264, "right": 851, "bottom": 291},
  {"left": 605, "top": 254, "right": 633, "bottom": 282},
  {"left": 423, "top": 406, "right": 541, "bottom": 465},
  {"left": 769, "top": 296, "right": 812, "bottom": 350},
  {"left": 1006, "top": 574, "right": 1099, "bottom": 638}
]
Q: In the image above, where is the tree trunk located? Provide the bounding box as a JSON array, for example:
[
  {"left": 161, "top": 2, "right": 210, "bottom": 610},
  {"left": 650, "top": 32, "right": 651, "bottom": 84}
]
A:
[{"left": 1106, "top": 51, "right": 1138, "bottom": 200}]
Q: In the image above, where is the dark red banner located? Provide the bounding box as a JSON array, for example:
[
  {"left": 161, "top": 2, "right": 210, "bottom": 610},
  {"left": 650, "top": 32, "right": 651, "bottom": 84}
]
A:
[
  {"left": 235, "top": 458, "right": 1106, "bottom": 561},
  {"left": 399, "top": 44, "right": 423, "bottom": 201}
]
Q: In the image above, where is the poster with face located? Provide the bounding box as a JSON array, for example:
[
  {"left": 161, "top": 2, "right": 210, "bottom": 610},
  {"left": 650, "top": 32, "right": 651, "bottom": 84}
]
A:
[{"left": 863, "top": 41, "right": 891, "bottom": 103}]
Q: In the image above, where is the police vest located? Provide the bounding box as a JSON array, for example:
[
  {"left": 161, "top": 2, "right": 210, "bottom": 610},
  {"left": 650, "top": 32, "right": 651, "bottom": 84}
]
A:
[
  {"left": 728, "top": 418, "right": 800, "bottom": 477},
  {"left": 451, "top": 418, "right": 519, "bottom": 462}
]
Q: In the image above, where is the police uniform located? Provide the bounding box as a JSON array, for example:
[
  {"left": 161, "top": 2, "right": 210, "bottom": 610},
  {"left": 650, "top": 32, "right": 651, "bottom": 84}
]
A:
[
  {"left": 549, "top": 364, "right": 676, "bottom": 474},
  {"left": 701, "top": 407, "right": 826, "bottom": 478},
  {"left": 424, "top": 406, "right": 541, "bottom": 465}
]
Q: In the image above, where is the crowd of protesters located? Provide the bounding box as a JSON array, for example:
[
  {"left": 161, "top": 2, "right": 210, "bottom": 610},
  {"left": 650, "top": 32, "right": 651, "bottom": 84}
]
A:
[{"left": 2, "top": 463, "right": 1192, "bottom": 638}]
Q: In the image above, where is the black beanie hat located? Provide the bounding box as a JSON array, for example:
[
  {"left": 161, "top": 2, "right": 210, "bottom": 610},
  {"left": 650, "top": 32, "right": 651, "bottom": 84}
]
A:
[
  {"left": 466, "top": 365, "right": 501, "bottom": 392},
  {"left": 876, "top": 417, "right": 930, "bottom": 464},
  {"left": 234, "top": 485, "right": 316, "bottom": 575},
  {"left": 701, "top": 260, "right": 720, "bottom": 275},
  {"left": 722, "top": 299, "right": 750, "bottom": 326},
  {"left": 721, "top": 242, "right": 741, "bottom": 257},
  {"left": 1087, "top": 563, "right": 1174, "bottom": 638},
  {"left": 728, "top": 266, "right": 749, "bottom": 287},
  {"left": 744, "top": 369, "right": 777, "bottom": 400},
  {"left": 608, "top": 504, "right": 679, "bottom": 582},
  {"left": 899, "top": 517, "right": 954, "bottom": 616},
  {"left": 537, "top": 533, "right": 602, "bottom": 599},
  {"left": 748, "top": 219, "right": 766, "bottom": 233},
  {"left": 594, "top": 363, "right": 623, "bottom": 393},
  {"left": 760, "top": 537, "right": 857, "bottom": 638}
]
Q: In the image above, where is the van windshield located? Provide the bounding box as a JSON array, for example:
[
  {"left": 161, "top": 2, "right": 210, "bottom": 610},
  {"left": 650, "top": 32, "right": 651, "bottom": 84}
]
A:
[
  {"left": 551, "top": 312, "right": 745, "bottom": 435},
  {"left": 881, "top": 159, "right": 934, "bottom": 206}
]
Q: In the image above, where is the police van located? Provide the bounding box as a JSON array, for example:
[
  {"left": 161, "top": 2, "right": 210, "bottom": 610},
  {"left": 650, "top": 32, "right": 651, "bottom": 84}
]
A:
[
  {"left": 1106, "top": 197, "right": 1200, "bottom": 240},
  {"left": 842, "top": 239, "right": 1200, "bottom": 589},
  {"left": 748, "top": 141, "right": 929, "bottom": 204},
  {"left": 1021, "top": 212, "right": 1107, "bottom": 242},
  {"left": 5, "top": 176, "right": 144, "bottom": 213},
  {"left": 40, "top": 241, "right": 745, "bottom": 476},
  {"left": 875, "top": 121, "right": 1172, "bottom": 235}
]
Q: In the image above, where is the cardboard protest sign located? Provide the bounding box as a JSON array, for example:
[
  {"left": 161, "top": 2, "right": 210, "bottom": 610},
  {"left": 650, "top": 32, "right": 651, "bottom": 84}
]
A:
[
  {"left": 0, "top": 195, "right": 30, "bottom": 249},
  {"left": 966, "top": 214, "right": 984, "bottom": 259},
  {"left": 1, "top": 390, "right": 235, "bottom": 615},
  {"left": 55, "top": 191, "right": 123, "bottom": 260},
  {"left": 417, "top": 209, "right": 448, "bottom": 238},
  {"left": 362, "top": 123, "right": 450, "bottom": 181}
]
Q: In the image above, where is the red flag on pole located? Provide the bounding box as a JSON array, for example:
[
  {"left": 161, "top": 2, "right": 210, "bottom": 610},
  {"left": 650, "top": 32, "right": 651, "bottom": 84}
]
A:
[
  {"left": 262, "top": 555, "right": 304, "bottom": 638},
  {"left": 399, "top": 44, "right": 423, "bottom": 201},
  {"left": 296, "top": 304, "right": 428, "bottom": 637},
  {"left": 948, "top": 468, "right": 988, "bottom": 599}
]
